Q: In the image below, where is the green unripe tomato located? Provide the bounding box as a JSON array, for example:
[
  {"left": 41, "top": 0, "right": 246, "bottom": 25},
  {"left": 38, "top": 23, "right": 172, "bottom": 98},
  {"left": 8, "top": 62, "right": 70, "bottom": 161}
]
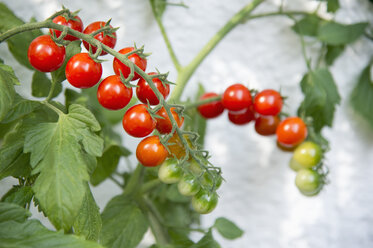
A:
[
  {"left": 202, "top": 172, "right": 223, "bottom": 190},
  {"left": 289, "top": 157, "right": 303, "bottom": 172},
  {"left": 177, "top": 174, "right": 201, "bottom": 196},
  {"left": 192, "top": 190, "right": 218, "bottom": 214},
  {"left": 158, "top": 159, "right": 183, "bottom": 184},
  {"left": 295, "top": 169, "right": 322, "bottom": 196},
  {"left": 292, "top": 141, "right": 322, "bottom": 169}
]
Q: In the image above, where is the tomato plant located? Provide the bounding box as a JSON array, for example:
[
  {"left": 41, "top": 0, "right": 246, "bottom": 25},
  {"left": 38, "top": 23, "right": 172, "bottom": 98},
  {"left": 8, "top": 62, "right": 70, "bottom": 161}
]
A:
[
  {"left": 113, "top": 47, "right": 147, "bottom": 80},
  {"left": 97, "top": 75, "right": 133, "bottom": 110},
  {"left": 295, "top": 169, "right": 323, "bottom": 196},
  {"left": 197, "top": 92, "right": 225, "bottom": 118},
  {"left": 228, "top": 107, "right": 255, "bottom": 125},
  {"left": 292, "top": 141, "right": 323, "bottom": 169},
  {"left": 253, "top": 89, "right": 283, "bottom": 116},
  {"left": 222, "top": 83, "right": 252, "bottom": 111},
  {"left": 255, "top": 115, "right": 280, "bottom": 136},
  {"left": 155, "top": 107, "right": 184, "bottom": 134},
  {"left": 122, "top": 104, "right": 156, "bottom": 137},
  {"left": 83, "top": 21, "right": 116, "bottom": 55},
  {"left": 158, "top": 158, "right": 183, "bottom": 184},
  {"left": 50, "top": 15, "right": 83, "bottom": 41},
  {"left": 276, "top": 117, "right": 308, "bottom": 147},
  {"left": 136, "top": 135, "right": 168, "bottom": 167},
  {"left": 136, "top": 72, "right": 170, "bottom": 105}
]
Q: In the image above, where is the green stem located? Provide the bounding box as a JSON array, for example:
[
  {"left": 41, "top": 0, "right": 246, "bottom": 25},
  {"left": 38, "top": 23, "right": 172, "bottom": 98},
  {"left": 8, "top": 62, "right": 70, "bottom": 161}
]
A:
[
  {"left": 45, "top": 76, "right": 57, "bottom": 102},
  {"left": 184, "top": 95, "right": 221, "bottom": 110},
  {"left": 109, "top": 175, "right": 123, "bottom": 188},
  {"left": 41, "top": 101, "right": 64, "bottom": 116},
  {"left": 140, "top": 178, "right": 162, "bottom": 194},
  {"left": 123, "top": 164, "right": 145, "bottom": 196}
]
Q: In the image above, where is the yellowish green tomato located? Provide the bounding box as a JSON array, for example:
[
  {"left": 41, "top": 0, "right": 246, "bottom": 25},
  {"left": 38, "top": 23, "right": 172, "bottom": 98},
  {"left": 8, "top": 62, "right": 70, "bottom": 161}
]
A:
[
  {"left": 177, "top": 174, "right": 201, "bottom": 196},
  {"left": 202, "top": 172, "right": 223, "bottom": 190},
  {"left": 158, "top": 159, "right": 183, "bottom": 184},
  {"left": 192, "top": 190, "right": 218, "bottom": 214},
  {"left": 289, "top": 157, "right": 304, "bottom": 172},
  {"left": 295, "top": 169, "right": 322, "bottom": 196},
  {"left": 292, "top": 141, "right": 322, "bottom": 169}
]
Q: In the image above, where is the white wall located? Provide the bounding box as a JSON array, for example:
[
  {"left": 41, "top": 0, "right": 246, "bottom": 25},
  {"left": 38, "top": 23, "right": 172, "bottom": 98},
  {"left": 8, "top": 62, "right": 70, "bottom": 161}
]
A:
[{"left": 1, "top": 0, "right": 373, "bottom": 247}]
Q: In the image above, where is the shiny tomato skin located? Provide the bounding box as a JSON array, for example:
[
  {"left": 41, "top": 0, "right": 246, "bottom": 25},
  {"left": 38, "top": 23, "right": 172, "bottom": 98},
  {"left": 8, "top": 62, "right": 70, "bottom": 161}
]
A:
[
  {"left": 197, "top": 92, "right": 225, "bottom": 119},
  {"left": 136, "top": 72, "right": 170, "bottom": 105},
  {"left": 50, "top": 15, "right": 83, "bottom": 41},
  {"left": 155, "top": 107, "right": 184, "bottom": 134},
  {"left": 136, "top": 135, "right": 168, "bottom": 167},
  {"left": 222, "top": 84, "right": 252, "bottom": 111},
  {"left": 97, "top": 75, "right": 133, "bottom": 110},
  {"left": 83, "top": 21, "right": 117, "bottom": 55},
  {"left": 191, "top": 190, "right": 218, "bottom": 214},
  {"left": 253, "top": 89, "right": 283, "bottom": 116},
  {"left": 276, "top": 117, "right": 307, "bottom": 147},
  {"left": 295, "top": 169, "right": 322, "bottom": 196},
  {"left": 27, "top": 35, "right": 66, "bottom": 72},
  {"left": 65, "top": 53, "right": 102, "bottom": 88},
  {"left": 228, "top": 107, "right": 255, "bottom": 125},
  {"left": 113, "top": 47, "right": 147, "bottom": 81},
  {"left": 255, "top": 115, "right": 281, "bottom": 136},
  {"left": 122, "top": 104, "right": 156, "bottom": 138}
]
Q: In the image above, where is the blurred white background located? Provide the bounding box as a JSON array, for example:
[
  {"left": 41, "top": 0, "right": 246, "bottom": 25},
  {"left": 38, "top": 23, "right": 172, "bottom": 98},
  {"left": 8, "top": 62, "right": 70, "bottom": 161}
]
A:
[{"left": 1, "top": 0, "right": 373, "bottom": 247}]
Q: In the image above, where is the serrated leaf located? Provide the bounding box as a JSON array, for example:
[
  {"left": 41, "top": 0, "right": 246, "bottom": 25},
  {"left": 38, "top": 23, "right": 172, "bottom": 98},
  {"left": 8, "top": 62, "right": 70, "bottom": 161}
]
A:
[
  {"left": 91, "top": 145, "right": 122, "bottom": 186},
  {"left": 32, "top": 71, "right": 62, "bottom": 98},
  {"left": 2, "top": 94, "right": 41, "bottom": 123},
  {"left": 350, "top": 63, "right": 373, "bottom": 129},
  {"left": 297, "top": 68, "right": 341, "bottom": 132},
  {"left": 51, "top": 40, "right": 82, "bottom": 84},
  {"left": 23, "top": 104, "right": 103, "bottom": 231},
  {"left": 325, "top": 45, "right": 345, "bottom": 65},
  {"left": 0, "top": 63, "right": 17, "bottom": 121},
  {"left": 327, "top": 0, "right": 340, "bottom": 13},
  {"left": 191, "top": 230, "right": 220, "bottom": 248},
  {"left": 214, "top": 217, "right": 244, "bottom": 240},
  {"left": 0, "top": 202, "right": 30, "bottom": 223},
  {"left": 1, "top": 185, "right": 34, "bottom": 208},
  {"left": 100, "top": 195, "right": 148, "bottom": 248},
  {"left": 73, "top": 184, "right": 102, "bottom": 241},
  {"left": 292, "top": 15, "right": 322, "bottom": 37},
  {"left": 317, "top": 22, "right": 368, "bottom": 45}
]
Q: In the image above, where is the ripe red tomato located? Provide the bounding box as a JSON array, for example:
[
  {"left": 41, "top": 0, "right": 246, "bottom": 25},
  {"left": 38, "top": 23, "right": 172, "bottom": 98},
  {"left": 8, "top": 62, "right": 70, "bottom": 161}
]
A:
[
  {"left": 136, "top": 72, "right": 170, "bottom": 105},
  {"left": 113, "top": 47, "right": 147, "bottom": 81},
  {"left": 254, "top": 89, "right": 283, "bottom": 116},
  {"left": 27, "top": 35, "right": 66, "bottom": 72},
  {"left": 83, "top": 21, "right": 117, "bottom": 56},
  {"left": 122, "top": 104, "right": 156, "bottom": 137},
  {"left": 276, "top": 117, "right": 307, "bottom": 147},
  {"left": 228, "top": 107, "right": 255, "bottom": 125},
  {"left": 65, "top": 53, "right": 102, "bottom": 88},
  {"left": 255, "top": 115, "right": 281, "bottom": 136},
  {"left": 155, "top": 107, "right": 184, "bottom": 134},
  {"left": 97, "top": 75, "right": 133, "bottom": 110},
  {"left": 50, "top": 15, "right": 83, "bottom": 41},
  {"left": 197, "top": 92, "right": 225, "bottom": 118},
  {"left": 222, "top": 84, "right": 252, "bottom": 111},
  {"left": 136, "top": 135, "right": 168, "bottom": 167}
]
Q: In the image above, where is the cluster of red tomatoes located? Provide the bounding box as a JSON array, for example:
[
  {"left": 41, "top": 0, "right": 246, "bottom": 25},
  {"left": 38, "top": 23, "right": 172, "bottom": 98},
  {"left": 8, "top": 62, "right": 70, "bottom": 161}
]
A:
[{"left": 197, "top": 83, "right": 325, "bottom": 196}]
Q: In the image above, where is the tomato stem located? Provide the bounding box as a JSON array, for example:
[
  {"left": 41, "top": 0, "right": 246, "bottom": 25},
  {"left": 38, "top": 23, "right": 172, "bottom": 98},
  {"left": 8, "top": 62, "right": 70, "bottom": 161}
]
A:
[
  {"left": 140, "top": 178, "right": 162, "bottom": 194},
  {"left": 183, "top": 95, "right": 222, "bottom": 110}
]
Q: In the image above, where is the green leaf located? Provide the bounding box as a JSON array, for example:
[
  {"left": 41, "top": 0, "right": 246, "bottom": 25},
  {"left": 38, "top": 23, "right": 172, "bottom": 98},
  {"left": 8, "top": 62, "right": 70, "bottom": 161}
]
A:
[
  {"left": 73, "top": 184, "right": 102, "bottom": 241},
  {"left": 292, "top": 15, "right": 322, "bottom": 37},
  {"left": 327, "top": 0, "right": 340, "bottom": 13},
  {"left": 23, "top": 104, "right": 103, "bottom": 231},
  {"left": 1, "top": 185, "right": 34, "bottom": 208},
  {"left": 100, "top": 195, "right": 149, "bottom": 248},
  {"left": 51, "top": 40, "right": 81, "bottom": 84},
  {"left": 0, "top": 3, "right": 23, "bottom": 31},
  {"left": 2, "top": 94, "right": 41, "bottom": 123},
  {"left": 32, "top": 71, "right": 62, "bottom": 98},
  {"left": 168, "top": 229, "right": 195, "bottom": 247},
  {"left": 317, "top": 22, "right": 368, "bottom": 45},
  {"left": 214, "top": 217, "right": 244, "bottom": 240},
  {"left": 298, "top": 68, "right": 341, "bottom": 132},
  {"left": 0, "top": 202, "right": 30, "bottom": 223},
  {"left": 192, "top": 230, "right": 221, "bottom": 248},
  {"left": 325, "top": 45, "right": 345, "bottom": 66},
  {"left": 350, "top": 63, "right": 373, "bottom": 129},
  {"left": 0, "top": 63, "right": 17, "bottom": 122},
  {"left": 166, "top": 184, "right": 190, "bottom": 203}
]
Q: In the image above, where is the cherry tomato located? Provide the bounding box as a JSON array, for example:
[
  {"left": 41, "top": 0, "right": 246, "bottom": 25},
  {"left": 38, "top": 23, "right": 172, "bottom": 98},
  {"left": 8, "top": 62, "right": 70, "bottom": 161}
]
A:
[
  {"left": 97, "top": 75, "right": 133, "bottom": 110},
  {"left": 113, "top": 47, "right": 147, "bottom": 81},
  {"left": 177, "top": 174, "right": 201, "bottom": 196},
  {"left": 253, "top": 89, "right": 283, "bottom": 116},
  {"left": 197, "top": 92, "right": 224, "bottom": 119},
  {"left": 136, "top": 72, "right": 170, "bottom": 105},
  {"left": 155, "top": 107, "right": 184, "bottom": 134},
  {"left": 167, "top": 133, "right": 193, "bottom": 159},
  {"left": 122, "top": 104, "right": 156, "bottom": 138},
  {"left": 292, "top": 141, "right": 322, "bottom": 169},
  {"left": 50, "top": 15, "right": 83, "bottom": 41},
  {"left": 202, "top": 171, "right": 223, "bottom": 190},
  {"left": 136, "top": 135, "right": 168, "bottom": 167},
  {"left": 158, "top": 158, "right": 183, "bottom": 184},
  {"left": 222, "top": 84, "right": 252, "bottom": 111},
  {"left": 255, "top": 115, "right": 281, "bottom": 136},
  {"left": 65, "top": 53, "right": 102, "bottom": 88},
  {"left": 228, "top": 107, "right": 255, "bottom": 125},
  {"left": 27, "top": 35, "right": 66, "bottom": 72},
  {"left": 192, "top": 190, "right": 218, "bottom": 214},
  {"left": 289, "top": 157, "right": 303, "bottom": 171},
  {"left": 277, "top": 141, "right": 296, "bottom": 152},
  {"left": 83, "top": 21, "right": 117, "bottom": 56},
  {"left": 276, "top": 117, "right": 307, "bottom": 147},
  {"left": 295, "top": 169, "right": 322, "bottom": 196}
]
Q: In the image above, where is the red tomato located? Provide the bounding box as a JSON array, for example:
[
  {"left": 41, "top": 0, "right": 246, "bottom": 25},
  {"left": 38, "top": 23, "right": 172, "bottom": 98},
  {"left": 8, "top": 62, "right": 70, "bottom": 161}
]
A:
[
  {"left": 27, "top": 35, "right": 66, "bottom": 72},
  {"left": 122, "top": 104, "right": 156, "bottom": 137},
  {"left": 228, "top": 107, "right": 255, "bottom": 125},
  {"left": 222, "top": 84, "right": 252, "bottom": 111},
  {"left": 276, "top": 117, "right": 307, "bottom": 147},
  {"left": 50, "top": 15, "right": 83, "bottom": 41},
  {"left": 255, "top": 115, "right": 281, "bottom": 136},
  {"left": 136, "top": 72, "right": 170, "bottom": 105},
  {"left": 197, "top": 92, "right": 224, "bottom": 119},
  {"left": 65, "top": 53, "right": 102, "bottom": 88},
  {"left": 254, "top": 89, "right": 283, "bottom": 116},
  {"left": 83, "top": 21, "right": 117, "bottom": 55},
  {"left": 97, "top": 75, "right": 133, "bottom": 110},
  {"left": 136, "top": 135, "right": 168, "bottom": 167},
  {"left": 113, "top": 47, "right": 147, "bottom": 81},
  {"left": 155, "top": 107, "right": 184, "bottom": 134}
]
